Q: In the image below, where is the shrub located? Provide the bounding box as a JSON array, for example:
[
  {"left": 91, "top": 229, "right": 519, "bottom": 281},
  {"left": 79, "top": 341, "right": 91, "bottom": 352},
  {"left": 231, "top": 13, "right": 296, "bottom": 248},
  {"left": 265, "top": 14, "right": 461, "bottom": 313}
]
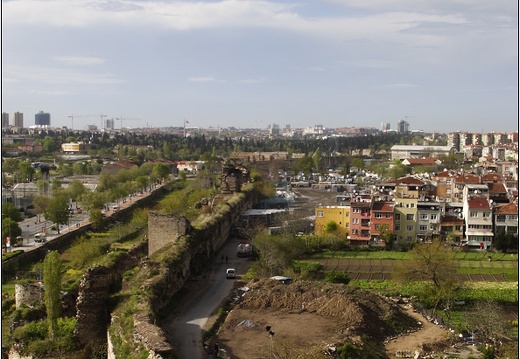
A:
[
  {"left": 324, "top": 271, "right": 350, "bottom": 284},
  {"left": 12, "top": 319, "right": 48, "bottom": 343}
]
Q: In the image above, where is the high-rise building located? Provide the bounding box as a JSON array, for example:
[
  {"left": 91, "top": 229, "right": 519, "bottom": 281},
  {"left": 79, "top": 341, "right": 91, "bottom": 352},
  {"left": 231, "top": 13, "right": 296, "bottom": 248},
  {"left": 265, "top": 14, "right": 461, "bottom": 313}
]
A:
[
  {"left": 397, "top": 120, "right": 409, "bottom": 134},
  {"left": 493, "top": 132, "right": 508, "bottom": 145},
  {"left": 35, "top": 111, "right": 51, "bottom": 127},
  {"left": 381, "top": 122, "right": 390, "bottom": 132},
  {"left": 1, "top": 112, "right": 9, "bottom": 127},
  {"left": 508, "top": 132, "right": 518, "bottom": 144},
  {"left": 447, "top": 132, "right": 460, "bottom": 152},
  {"left": 105, "top": 118, "right": 115, "bottom": 130},
  {"left": 482, "top": 133, "right": 494, "bottom": 146},
  {"left": 13, "top": 112, "right": 23, "bottom": 128}
]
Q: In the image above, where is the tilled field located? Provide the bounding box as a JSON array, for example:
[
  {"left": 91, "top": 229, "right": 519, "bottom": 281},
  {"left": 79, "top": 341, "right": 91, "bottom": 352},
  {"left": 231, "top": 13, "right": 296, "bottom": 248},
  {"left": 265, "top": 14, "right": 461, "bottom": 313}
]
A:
[{"left": 314, "top": 257, "right": 512, "bottom": 281}]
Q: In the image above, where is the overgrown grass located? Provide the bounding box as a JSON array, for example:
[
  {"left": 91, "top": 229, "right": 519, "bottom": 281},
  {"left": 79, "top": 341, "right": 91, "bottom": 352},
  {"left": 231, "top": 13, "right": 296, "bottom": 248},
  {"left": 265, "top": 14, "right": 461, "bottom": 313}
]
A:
[{"left": 311, "top": 250, "right": 518, "bottom": 262}]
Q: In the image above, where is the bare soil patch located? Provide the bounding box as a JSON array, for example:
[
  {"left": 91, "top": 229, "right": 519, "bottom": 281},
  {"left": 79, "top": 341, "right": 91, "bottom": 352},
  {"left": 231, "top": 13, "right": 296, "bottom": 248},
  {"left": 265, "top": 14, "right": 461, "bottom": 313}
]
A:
[{"left": 209, "top": 279, "right": 471, "bottom": 358}]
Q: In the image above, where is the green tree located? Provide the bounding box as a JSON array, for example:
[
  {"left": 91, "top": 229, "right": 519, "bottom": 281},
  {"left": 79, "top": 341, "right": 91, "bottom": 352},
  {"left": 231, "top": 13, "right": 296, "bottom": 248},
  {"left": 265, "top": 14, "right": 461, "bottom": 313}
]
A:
[
  {"left": 18, "top": 161, "right": 36, "bottom": 182},
  {"left": 324, "top": 221, "right": 338, "bottom": 233},
  {"left": 394, "top": 239, "right": 461, "bottom": 316},
  {"left": 42, "top": 137, "right": 58, "bottom": 153},
  {"left": 33, "top": 195, "right": 50, "bottom": 222},
  {"left": 43, "top": 250, "right": 62, "bottom": 340},
  {"left": 152, "top": 163, "right": 171, "bottom": 181},
  {"left": 2, "top": 202, "right": 22, "bottom": 222},
  {"left": 89, "top": 209, "right": 105, "bottom": 230},
  {"left": 67, "top": 179, "right": 88, "bottom": 202},
  {"left": 44, "top": 194, "right": 70, "bottom": 234},
  {"left": 2, "top": 218, "right": 22, "bottom": 245}
]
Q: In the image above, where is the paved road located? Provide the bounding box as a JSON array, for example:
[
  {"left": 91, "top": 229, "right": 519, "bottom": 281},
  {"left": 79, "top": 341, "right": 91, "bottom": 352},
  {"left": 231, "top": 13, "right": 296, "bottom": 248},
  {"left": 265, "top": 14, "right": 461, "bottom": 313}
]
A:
[{"left": 164, "top": 239, "right": 252, "bottom": 359}]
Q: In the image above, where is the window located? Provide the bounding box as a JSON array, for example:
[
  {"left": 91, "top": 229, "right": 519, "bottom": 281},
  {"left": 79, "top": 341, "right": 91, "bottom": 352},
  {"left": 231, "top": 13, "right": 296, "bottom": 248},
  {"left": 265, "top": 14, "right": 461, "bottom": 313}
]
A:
[
  {"left": 395, "top": 214, "right": 401, "bottom": 220},
  {"left": 353, "top": 218, "right": 359, "bottom": 224},
  {"left": 455, "top": 225, "right": 461, "bottom": 231},
  {"left": 375, "top": 224, "right": 380, "bottom": 230},
  {"left": 406, "top": 225, "right": 414, "bottom": 232},
  {"left": 507, "top": 215, "right": 518, "bottom": 221},
  {"left": 386, "top": 213, "right": 392, "bottom": 219},
  {"left": 406, "top": 214, "right": 414, "bottom": 221},
  {"left": 410, "top": 203, "right": 415, "bottom": 208},
  {"left": 419, "top": 225, "right": 428, "bottom": 231},
  {"left": 394, "top": 224, "right": 401, "bottom": 231},
  {"left": 430, "top": 214, "right": 437, "bottom": 220},
  {"left": 352, "top": 229, "right": 358, "bottom": 235},
  {"left": 353, "top": 208, "right": 360, "bottom": 213},
  {"left": 446, "top": 189, "right": 451, "bottom": 194},
  {"left": 470, "top": 211, "right": 478, "bottom": 218},
  {"left": 375, "top": 213, "right": 382, "bottom": 219},
  {"left": 483, "top": 212, "right": 491, "bottom": 218},
  {"left": 420, "top": 214, "right": 428, "bottom": 220},
  {"left": 317, "top": 211, "right": 324, "bottom": 217},
  {"left": 406, "top": 236, "right": 413, "bottom": 242}
]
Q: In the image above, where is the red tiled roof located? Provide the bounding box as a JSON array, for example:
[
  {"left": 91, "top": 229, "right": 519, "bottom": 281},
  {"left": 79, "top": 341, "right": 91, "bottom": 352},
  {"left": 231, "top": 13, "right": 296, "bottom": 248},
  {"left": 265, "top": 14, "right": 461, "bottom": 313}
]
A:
[
  {"left": 455, "top": 173, "right": 481, "bottom": 184},
  {"left": 494, "top": 202, "right": 518, "bottom": 214},
  {"left": 482, "top": 173, "right": 502, "bottom": 182},
  {"left": 371, "top": 202, "right": 394, "bottom": 212},
  {"left": 467, "top": 197, "right": 491, "bottom": 210},
  {"left": 389, "top": 176, "right": 425, "bottom": 185},
  {"left": 488, "top": 182, "right": 508, "bottom": 194}
]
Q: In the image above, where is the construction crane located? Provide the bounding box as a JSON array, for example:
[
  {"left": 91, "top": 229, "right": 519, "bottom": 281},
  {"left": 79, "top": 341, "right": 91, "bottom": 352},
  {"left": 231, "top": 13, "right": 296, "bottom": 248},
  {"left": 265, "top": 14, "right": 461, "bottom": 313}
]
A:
[
  {"left": 68, "top": 114, "right": 96, "bottom": 130},
  {"left": 117, "top": 116, "right": 140, "bottom": 131}
]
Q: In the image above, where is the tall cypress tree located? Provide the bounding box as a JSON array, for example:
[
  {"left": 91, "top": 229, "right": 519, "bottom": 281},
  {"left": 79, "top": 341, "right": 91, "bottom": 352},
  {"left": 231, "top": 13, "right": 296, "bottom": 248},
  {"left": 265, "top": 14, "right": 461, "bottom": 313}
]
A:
[{"left": 43, "top": 250, "right": 62, "bottom": 340}]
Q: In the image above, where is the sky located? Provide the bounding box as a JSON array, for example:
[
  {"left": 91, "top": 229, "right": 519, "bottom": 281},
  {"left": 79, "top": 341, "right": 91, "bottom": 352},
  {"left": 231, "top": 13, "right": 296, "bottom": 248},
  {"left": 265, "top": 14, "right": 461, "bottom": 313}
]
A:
[{"left": 1, "top": 0, "right": 518, "bottom": 133}]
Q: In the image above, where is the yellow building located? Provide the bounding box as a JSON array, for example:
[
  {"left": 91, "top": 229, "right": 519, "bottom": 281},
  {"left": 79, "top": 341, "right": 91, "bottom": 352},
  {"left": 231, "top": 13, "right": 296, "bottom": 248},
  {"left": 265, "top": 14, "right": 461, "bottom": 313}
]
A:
[
  {"left": 393, "top": 197, "right": 418, "bottom": 247},
  {"left": 315, "top": 205, "right": 350, "bottom": 238},
  {"left": 61, "top": 142, "right": 91, "bottom": 153}
]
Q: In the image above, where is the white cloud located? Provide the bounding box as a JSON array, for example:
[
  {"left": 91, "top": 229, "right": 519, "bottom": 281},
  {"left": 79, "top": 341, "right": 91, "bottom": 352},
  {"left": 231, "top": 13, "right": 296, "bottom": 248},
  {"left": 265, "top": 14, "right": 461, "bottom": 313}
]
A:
[
  {"left": 4, "top": 64, "right": 123, "bottom": 85},
  {"left": 52, "top": 56, "right": 105, "bottom": 66},
  {"left": 189, "top": 76, "right": 219, "bottom": 82}
]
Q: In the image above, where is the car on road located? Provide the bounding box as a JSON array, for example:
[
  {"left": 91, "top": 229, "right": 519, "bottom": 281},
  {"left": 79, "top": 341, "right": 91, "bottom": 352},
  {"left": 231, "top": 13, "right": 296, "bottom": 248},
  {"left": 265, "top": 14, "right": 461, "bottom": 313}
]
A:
[
  {"left": 34, "top": 233, "right": 46, "bottom": 243},
  {"left": 226, "top": 268, "right": 236, "bottom": 279}
]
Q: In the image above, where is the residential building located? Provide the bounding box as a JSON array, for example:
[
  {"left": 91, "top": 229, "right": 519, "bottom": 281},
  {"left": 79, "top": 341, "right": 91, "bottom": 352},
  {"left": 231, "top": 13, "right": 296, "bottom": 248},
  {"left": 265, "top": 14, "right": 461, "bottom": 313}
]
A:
[
  {"left": 440, "top": 215, "right": 465, "bottom": 244},
  {"left": 493, "top": 203, "right": 519, "bottom": 238},
  {"left": 61, "top": 142, "right": 92, "bottom": 153},
  {"left": 393, "top": 197, "right": 418, "bottom": 246},
  {"left": 13, "top": 112, "right": 23, "bottom": 128},
  {"left": 463, "top": 197, "right": 494, "bottom": 249},
  {"left": 416, "top": 202, "right": 442, "bottom": 241},
  {"left": 369, "top": 201, "right": 394, "bottom": 244},
  {"left": 401, "top": 158, "right": 441, "bottom": 169},
  {"left": 452, "top": 173, "right": 481, "bottom": 203},
  {"left": 349, "top": 200, "right": 371, "bottom": 244},
  {"left": 315, "top": 205, "right": 350, "bottom": 239},
  {"left": 2, "top": 112, "right": 9, "bottom": 128}
]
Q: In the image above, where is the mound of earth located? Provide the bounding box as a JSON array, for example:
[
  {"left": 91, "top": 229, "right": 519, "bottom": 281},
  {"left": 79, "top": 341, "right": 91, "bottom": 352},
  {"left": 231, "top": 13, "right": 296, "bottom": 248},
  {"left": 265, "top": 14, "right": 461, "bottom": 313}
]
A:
[{"left": 212, "top": 278, "right": 432, "bottom": 358}]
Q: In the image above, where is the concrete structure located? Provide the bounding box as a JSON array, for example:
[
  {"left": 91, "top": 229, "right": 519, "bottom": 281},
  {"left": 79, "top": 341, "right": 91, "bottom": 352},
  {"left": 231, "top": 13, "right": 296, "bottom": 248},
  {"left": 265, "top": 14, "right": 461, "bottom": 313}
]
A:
[
  {"left": 493, "top": 202, "right": 519, "bottom": 238},
  {"left": 13, "top": 112, "right": 23, "bottom": 128},
  {"left": 61, "top": 142, "right": 92, "bottom": 153},
  {"left": 390, "top": 145, "right": 454, "bottom": 160},
  {"left": 2, "top": 112, "right": 9, "bottom": 127},
  {"left": 393, "top": 197, "right": 418, "bottom": 246}
]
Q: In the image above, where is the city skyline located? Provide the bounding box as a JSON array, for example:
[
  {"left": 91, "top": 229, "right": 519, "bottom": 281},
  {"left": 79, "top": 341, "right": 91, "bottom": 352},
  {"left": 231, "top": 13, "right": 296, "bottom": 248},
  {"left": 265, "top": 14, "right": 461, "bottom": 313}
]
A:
[{"left": 2, "top": 0, "right": 518, "bottom": 132}]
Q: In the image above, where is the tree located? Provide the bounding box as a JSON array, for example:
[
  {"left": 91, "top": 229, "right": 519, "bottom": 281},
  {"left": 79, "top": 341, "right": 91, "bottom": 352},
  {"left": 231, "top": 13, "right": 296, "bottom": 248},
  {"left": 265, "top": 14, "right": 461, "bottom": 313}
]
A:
[
  {"left": 44, "top": 194, "right": 70, "bottom": 234},
  {"left": 152, "top": 163, "right": 171, "bottom": 181},
  {"left": 393, "top": 239, "right": 461, "bottom": 315},
  {"left": 33, "top": 195, "right": 50, "bottom": 222},
  {"left": 43, "top": 250, "right": 62, "bottom": 340},
  {"left": 89, "top": 209, "right": 105, "bottom": 230},
  {"left": 2, "top": 202, "right": 21, "bottom": 222},
  {"left": 2, "top": 218, "right": 22, "bottom": 245}
]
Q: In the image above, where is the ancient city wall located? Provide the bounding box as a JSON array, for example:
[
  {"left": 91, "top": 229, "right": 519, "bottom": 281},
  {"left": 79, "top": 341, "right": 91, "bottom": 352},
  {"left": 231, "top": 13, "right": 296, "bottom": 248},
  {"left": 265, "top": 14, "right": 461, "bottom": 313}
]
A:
[{"left": 114, "top": 187, "right": 257, "bottom": 358}]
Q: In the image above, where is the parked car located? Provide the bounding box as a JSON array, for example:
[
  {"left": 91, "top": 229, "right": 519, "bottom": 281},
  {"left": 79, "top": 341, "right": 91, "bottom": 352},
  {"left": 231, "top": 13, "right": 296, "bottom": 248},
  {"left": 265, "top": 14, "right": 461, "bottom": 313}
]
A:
[{"left": 226, "top": 268, "right": 236, "bottom": 279}]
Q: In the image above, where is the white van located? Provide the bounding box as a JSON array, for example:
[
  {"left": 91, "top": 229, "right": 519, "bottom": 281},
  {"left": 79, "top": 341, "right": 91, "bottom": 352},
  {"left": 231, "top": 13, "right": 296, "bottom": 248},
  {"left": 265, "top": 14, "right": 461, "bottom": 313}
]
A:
[
  {"left": 226, "top": 268, "right": 236, "bottom": 279},
  {"left": 34, "top": 233, "right": 46, "bottom": 243}
]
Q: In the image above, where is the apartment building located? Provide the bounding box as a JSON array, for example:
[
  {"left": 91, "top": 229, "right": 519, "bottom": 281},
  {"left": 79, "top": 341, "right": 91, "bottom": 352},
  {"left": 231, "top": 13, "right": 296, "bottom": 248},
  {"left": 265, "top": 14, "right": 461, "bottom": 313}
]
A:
[
  {"left": 393, "top": 197, "right": 418, "bottom": 246},
  {"left": 463, "top": 197, "right": 494, "bottom": 249},
  {"left": 315, "top": 205, "right": 350, "bottom": 238},
  {"left": 440, "top": 215, "right": 465, "bottom": 243},
  {"left": 370, "top": 201, "right": 394, "bottom": 244},
  {"left": 349, "top": 200, "right": 371, "bottom": 244},
  {"left": 416, "top": 202, "right": 442, "bottom": 241},
  {"left": 493, "top": 202, "right": 519, "bottom": 238}
]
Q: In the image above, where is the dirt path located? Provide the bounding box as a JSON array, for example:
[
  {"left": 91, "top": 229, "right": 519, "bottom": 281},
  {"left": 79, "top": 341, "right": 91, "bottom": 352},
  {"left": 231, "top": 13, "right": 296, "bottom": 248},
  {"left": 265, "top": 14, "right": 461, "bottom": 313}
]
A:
[{"left": 384, "top": 305, "right": 448, "bottom": 357}]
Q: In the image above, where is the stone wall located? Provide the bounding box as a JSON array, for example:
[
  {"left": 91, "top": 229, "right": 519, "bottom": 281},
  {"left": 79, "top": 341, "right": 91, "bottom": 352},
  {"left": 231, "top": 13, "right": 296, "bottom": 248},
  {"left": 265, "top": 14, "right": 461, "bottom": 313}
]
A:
[
  {"left": 15, "top": 283, "right": 43, "bottom": 309},
  {"left": 148, "top": 213, "right": 190, "bottom": 256},
  {"left": 124, "top": 188, "right": 257, "bottom": 358},
  {"left": 74, "top": 241, "right": 147, "bottom": 349}
]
